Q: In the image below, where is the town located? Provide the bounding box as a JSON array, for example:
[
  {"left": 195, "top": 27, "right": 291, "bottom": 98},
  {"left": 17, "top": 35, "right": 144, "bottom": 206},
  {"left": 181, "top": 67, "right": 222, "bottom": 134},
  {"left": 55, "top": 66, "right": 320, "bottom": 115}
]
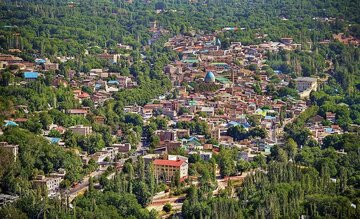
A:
[
  {"left": 0, "top": 29, "right": 347, "bottom": 211},
  {"left": 0, "top": 1, "right": 359, "bottom": 218}
]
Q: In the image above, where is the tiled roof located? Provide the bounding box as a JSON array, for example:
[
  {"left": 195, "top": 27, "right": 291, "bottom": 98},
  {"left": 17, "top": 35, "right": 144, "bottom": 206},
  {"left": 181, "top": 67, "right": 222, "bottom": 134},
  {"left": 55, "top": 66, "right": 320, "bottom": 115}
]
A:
[{"left": 153, "top": 159, "right": 185, "bottom": 167}]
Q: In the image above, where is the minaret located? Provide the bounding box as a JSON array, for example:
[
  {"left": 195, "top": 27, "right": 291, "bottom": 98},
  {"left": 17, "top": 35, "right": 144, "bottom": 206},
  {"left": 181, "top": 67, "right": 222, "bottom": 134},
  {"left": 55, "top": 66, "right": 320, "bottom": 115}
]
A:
[{"left": 231, "top": 68, "right": 235, "bottom": 86}]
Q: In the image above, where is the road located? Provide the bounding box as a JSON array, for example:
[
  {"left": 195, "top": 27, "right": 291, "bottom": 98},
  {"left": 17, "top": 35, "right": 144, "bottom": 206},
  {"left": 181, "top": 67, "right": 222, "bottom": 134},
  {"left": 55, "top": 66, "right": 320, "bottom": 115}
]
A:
[{"left": 67, "top": 168, "right": 106, "bottom": 201}]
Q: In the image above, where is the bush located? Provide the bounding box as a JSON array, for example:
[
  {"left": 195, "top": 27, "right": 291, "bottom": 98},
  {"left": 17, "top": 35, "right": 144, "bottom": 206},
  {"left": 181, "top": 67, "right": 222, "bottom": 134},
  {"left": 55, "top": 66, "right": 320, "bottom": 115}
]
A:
[{"left": 163, "top": 203, "right": 172, "bottom": 213}]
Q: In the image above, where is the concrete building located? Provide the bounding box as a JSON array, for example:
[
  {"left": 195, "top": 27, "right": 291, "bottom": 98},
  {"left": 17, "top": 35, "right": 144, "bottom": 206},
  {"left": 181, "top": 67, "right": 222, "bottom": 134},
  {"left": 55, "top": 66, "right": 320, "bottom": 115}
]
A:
[
  {"left": 294, "top": 77, "right": 318, "bottom": 92},
  {"left": 32, "top": 175, "right": 62, "bottom": 197},
  {"left": 0, "top": 194, "right": 19, "bottom": 207},
  {"left": 201, "top": 107, "right": 215, "bottom": 117},
  {"left": 199, "top": 151, "right": 213, "bottom": 161},
  {"left": 0, "top": 142, "right": 18, "bottom": 161},
  {"left": 112, "top": 143, "right": 131, "bottom": 153},
  {"left": 68, "top": 125, "right": 92, "bottom": 136},
  {"left": 153, "top": 159, "right": 188, "bottom": 182}
]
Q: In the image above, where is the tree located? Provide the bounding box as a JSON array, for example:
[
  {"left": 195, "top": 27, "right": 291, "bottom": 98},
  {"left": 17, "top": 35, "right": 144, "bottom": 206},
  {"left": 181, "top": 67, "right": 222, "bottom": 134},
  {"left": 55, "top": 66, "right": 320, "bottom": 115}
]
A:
[
  {"left": 236, "top": 159, "right": 251, "bottom": 175},
  {"left": 218, "top": 148, "right": 236, "bottom": 178},
  {"left": 189, "top": 153, "right": 201, "bottom": 163},
  {"left": 63, "top": 130, "right": 77, "bottom": 147},
  {"left": 0, "top": 206, "right": 27, "bottom": 219},
  {"left": 0, "top": 148, "right": 13, "bottom": 179},
  {"left": 163, "top": 203, "right": 172, "bottom": 213},
  {"left": 39, "top": 112, "right": 53, "bottom": 130},
  {"left": 83, "top": 134, "right": 105, "bottom": 154},
  {"left": 149, "top": 135, "right": 160, "bottom": 149},
  {"left": 133, "top": 181, "right": 151, "bottom": 207},
  {"left": 48, "top": 129, "right": 61, "bottom": 138},
  {"left": 284, "top": 138, "right": 298, "bottom": 161},
  {"left": 270, "top": 145, "right": 288, "bottom": 162},
  {"left": 178, "top": 107, "right": 190, "bottom": 116}
]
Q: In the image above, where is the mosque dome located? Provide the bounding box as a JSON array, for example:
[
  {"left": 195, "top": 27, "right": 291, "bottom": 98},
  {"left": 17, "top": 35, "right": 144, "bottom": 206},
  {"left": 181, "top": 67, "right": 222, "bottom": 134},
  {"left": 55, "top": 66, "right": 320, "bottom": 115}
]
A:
[{"left": 204, "top": 71, "right": 215, "bottom": 83}]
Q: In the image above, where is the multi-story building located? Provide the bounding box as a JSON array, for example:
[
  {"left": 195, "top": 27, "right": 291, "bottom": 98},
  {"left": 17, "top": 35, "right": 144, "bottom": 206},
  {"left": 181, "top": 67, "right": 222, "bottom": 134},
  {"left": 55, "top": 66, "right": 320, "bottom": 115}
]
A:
[
  {"left": 0, "top": 142, "right": 18, "bottom": 161},
  {"left": 294, "top": 77, "right": 318, "bottom": 92},
  {"left": 32, "top": 175, "right": 62, "bottom": 196},
  {"left": 0, "top": 194, "right": 19, "bottom": 207},
  {"left": 68, "top": 125, "right": 92, "bottom": 136},
  {"left": 153, "top": 159, "right": 188, "bottom": 182}
]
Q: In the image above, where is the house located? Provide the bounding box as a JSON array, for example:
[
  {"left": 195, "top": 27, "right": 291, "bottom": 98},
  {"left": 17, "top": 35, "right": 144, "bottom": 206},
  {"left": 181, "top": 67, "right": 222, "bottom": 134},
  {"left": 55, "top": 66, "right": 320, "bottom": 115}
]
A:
[
  {"left": 94, "top": 116, "right": 106, "bottom": 124},
  {"left": 44, "top": 62, "right": 59, "bottom": 71},
  {"left": 68, "top": 125, "right": 92, "bottom": 136},
  {"left": 199, "top": 151, "right": 212, "bottom": 161},
  {"left": 280, "top": 38, "right": 294, "bottom": 45},
  {"left": 49, "top": 169, "right": 66, "bottom": 179},
  {"left": 156, "top": 130, "right": 177, "bottom": 143},
  {"left": 153, "top": 159, "right": 188, "bottom": 182},
  {"left": 201, "top": 107, "right": 215, "bottom": 117},
  {"left": 0, "top": 142, "right": 18, "bottom": 161},
  {"left": 176, "top": 129, "right": 190, "bottom": 138},
  {"left": 326, "top": 112, "right": 336, "bottom": 123},
  {"left": 67, "top": 109, "right": 88, "bottom": 117},
  {"left": 112, "top": 143, "right": 131, "bottom": 153},
  {"left": 91, "top": 147, "right": 117, "bottom": 163}
]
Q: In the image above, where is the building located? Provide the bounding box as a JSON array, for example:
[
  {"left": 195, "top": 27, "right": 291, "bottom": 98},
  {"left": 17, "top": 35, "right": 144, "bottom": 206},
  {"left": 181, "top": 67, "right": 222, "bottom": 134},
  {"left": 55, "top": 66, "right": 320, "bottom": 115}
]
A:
[
  {"left": 201, "top": 107, "right": 215, "bottom": 117},
  {"left": 143, "top": 154, "right": 161, "bottom": 165},
  {"left": 280, "top": 37, "right": 294, "bottom": 45},
  {"left": 326, "top": 112, "right": 336, "bottom": 123},
  {"left": 204, "top": 71, "right": 216, "bottom": 83},
  {"left": 0, "top": 194, "right": 19, "bottom": 207},
  {"left": 153, "top": 159, "right": 188, "bottom": 182},
  {"left": 112, "top": 143, "right": 131, "bottom": 153},
  {"left": 199, "top": 151, "right": 213, "bottom": 161},
  {"left": 67, "top": 109, "right": 88, "bottom": 117},
  {"left": 68, "top": 125, "right": 92, "bottom": 136},
  {"left": 0, "top": 142, "right": 18, "bottom": 161},
  {"left": 91, "top": 147, "right": 117, "bottom": 163},
  {"left": 44, "top": 62, "right": 59, "bottom": 71},
  {"left": 24, "top": 72, "right": 39, "bottom": 81},
  {"left": 294, "top": 77, "right": 318, "bottom": 92},
  {"left": 32, "top": 175, "right": 62, "bottom": 196},
  {"left": 156, "top": 130, "right": 177, "bottom": 142}
]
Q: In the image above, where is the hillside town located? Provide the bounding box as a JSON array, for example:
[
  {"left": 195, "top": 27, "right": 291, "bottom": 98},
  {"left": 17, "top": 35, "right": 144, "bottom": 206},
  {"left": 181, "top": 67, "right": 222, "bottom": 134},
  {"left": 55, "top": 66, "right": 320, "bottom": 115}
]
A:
[
  {"left": 0, "top": 30, "right": 347, "bottom": 206},
  {"left": 1, "top": 1, "right": 360, "bottom": 218}
]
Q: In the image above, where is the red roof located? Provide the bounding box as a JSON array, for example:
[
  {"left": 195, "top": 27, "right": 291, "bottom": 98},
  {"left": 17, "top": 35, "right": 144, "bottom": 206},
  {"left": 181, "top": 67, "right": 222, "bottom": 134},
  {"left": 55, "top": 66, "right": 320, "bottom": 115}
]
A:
[
  {"left": 78, "top": 92, "right": 90, "bottom": 98},
  {"left": 14, "top": 118, "right": 28, "bottom": 122},
  {"left": 68, "top": 109, "right": 87, "bottom": 114},
  {"left": 153, "top": 159, "right": 185, "bottom": 167}
]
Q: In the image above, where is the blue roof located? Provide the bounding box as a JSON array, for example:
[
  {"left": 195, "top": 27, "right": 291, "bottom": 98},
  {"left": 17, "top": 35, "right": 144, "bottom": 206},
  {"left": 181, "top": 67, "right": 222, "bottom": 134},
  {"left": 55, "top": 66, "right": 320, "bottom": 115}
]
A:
[
  {"left": 240, "top": 122, "right": 251, "bottom": 129},
  {"left": 35, "top": 59, "right": 46, "bottom": 64},
  {"left": 204, "top": 71, "right": 215, "bottom": 83},
  {"left": 107, "top": 80, "right": 119, "bottom": 85},
  {"left": 95, "top": 84, "right": 102, "bottom": 89},
  {"left": 227, "top": 121, "right": 240, "bottom": 127},
  {"left": 47, "top": 137, "right": 61, "bottom": 144},
  {"left": 265, "top": 116, "right": 276, "bottom": 120},
  {"left": 4, "top": 120, "right": 18, "bottom": 127},
  {"left": 24, "top": 72, "right": 39, "bottom": 79},
  {"left": 188, "top": 136, "right": 200, "bottom": 142},
  {"left": 325, "top": 128, "right": 333, "bottom": 133}
]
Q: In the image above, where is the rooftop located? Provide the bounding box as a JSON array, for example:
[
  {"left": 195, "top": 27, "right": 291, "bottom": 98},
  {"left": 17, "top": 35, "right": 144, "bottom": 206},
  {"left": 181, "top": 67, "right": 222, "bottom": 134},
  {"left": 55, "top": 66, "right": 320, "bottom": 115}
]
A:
[
  {"left": 24, "top": 72, "right": 39, "bottom": 79},
  {"left": 294, "top": 77, "right": 317, "bottom": 82},
  {"left": 153, "top": 159, "right": 186, "bottom": 167}
]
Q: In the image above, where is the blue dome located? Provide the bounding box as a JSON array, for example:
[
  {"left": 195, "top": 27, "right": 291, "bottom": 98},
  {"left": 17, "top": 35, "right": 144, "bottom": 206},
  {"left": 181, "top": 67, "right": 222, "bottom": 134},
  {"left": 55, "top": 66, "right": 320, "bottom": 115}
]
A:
[{"left": 204, "top": 71, "right": 215, "bottom": 83}]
